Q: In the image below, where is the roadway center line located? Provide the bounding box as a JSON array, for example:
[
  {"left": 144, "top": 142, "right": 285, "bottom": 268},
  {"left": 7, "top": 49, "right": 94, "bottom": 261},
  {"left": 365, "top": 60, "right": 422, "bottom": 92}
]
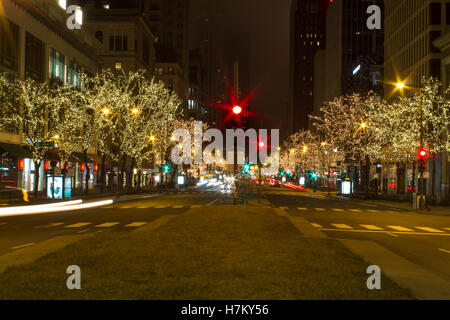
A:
[
  {"left": 11, "top": 243, "right": 35, "bottom": 250},
  {"left": 439, "top": 248, "right": 450, "bottom": 254}
]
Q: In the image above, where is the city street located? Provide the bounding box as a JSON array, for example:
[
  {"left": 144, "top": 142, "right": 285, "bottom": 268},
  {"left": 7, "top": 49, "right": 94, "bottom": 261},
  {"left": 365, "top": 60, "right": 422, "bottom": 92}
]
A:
[{"left": 0, "top": 183, "right": 449, "bottom": 299}]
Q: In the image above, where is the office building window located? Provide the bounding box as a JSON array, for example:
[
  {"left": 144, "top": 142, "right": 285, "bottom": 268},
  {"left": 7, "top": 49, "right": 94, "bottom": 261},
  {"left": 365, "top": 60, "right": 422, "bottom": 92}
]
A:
[
  {"left": 430, "top": 3, "right": 441, "bottom": 25},
  {"left": 0, "top": 19, "right": 19, "bottom": 71},
  {"left": 25, "top": 32, "right": 44, "bottom": 81},
  {"left": 95, "top": 30, "right": 103, "bottom": 43},
  {"left": 68, "top": 61, "right": 81, "bottom": 89},
  {"left": 49, "top": 48, "right": 66, "bottom": 83}
]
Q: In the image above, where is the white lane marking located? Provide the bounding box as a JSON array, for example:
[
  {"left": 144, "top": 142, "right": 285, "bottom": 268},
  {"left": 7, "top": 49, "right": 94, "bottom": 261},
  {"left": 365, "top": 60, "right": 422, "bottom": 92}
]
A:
[
  {"left": 439, "top": 248, "right": 450, "bottom": 254},
  {"left": 77, "top": 229, "right": 90, "bottom": 234},
  {"left": 96, "top": 222, "right": 120, "bottom": 228},
  {"left": 386, "top": 233, "right": 399, "bottom": 237},
  {"left": 125, "top": 222, "right": 147, "bottom": 227},
  {"left": 387, "top": 226, "right": 413, "bottom": 232},
  {"left": 12, "top": 243, "right": 35, "bottom": 250},
  {"left": 360, "top": 224, "right": 384, "bottom": 231},
  {"left": 311, "top": 223, "right": 323, "bottom": 228},
  {"left": 332, "top": 224, "right": 353, "bottom": 229},
  {"left": 314, "top": 208, "right": 326, "bottom": 211},
  {"left": 207, "top": 199, "right": 219, "bottom": 206},
  {"left": 332, "top": 208, "right": 344, "bottom": 212},
  {"left": 65, "top": 223, "right": 91, "bottom": 228},
  {"left": 415, "top": 227, "right": 445, "bottom": 233}
]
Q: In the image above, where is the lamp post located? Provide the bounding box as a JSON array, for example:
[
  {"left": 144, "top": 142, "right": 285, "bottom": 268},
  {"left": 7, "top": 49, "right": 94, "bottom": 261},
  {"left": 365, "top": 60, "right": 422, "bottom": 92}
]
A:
[{"left": 395, "top": 82, "right": 425, "bottom": 198}]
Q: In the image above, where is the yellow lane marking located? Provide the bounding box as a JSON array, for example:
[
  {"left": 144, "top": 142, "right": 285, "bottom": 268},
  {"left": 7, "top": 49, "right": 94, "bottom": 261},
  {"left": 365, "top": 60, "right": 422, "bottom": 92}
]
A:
[
  {"left": 350, "top": 209, "right": 362, "bottom": 212},
  {"left": 332, "top": 209, "right": 344, "bottom": 212},
  {"left": 360, "top": 224, "right": 384, "bottom": 231},
  {"left": 65, "top": 223, "right": 91, "bottom": 228},
  {"left": 311, "top": 223, "right": 323, "bottom": 228},
  {"left": 314, "top": 208, "right": 326, "bottom": 211},
  {"left": 137, "top": 205, "right": 153, "bottom": 209},
  {"left": 125, "top": 222, "right": 148, "bottom": 227},
  {"left": 318, "top": 229, "right": 450, "bottom": 236},
  {"left": 297, "top": 207, "right": 308, "bottom": 211},
  {"left": 368, "top": 210, "right": 381, "bottom": 213},
  {"left": 332, "top": 224, "right": 353, "bottom": 229},
  {"left": 388, "top": 226, "right": 414, "bottom": 232},
  {"left": 120, "top": 206, "right": 134, "bottom": 209},
  {"left": 439, "top": 248, "right": 450, "bottom": 254},
  {"left": 415, "top": 227, "right": 445, "bottom": 233},
  {"left": 445, "top": 228, "right": 450, "bottom": 231},
  {"left": 96, "top": 222, "right": 120, "bottom": 228}
]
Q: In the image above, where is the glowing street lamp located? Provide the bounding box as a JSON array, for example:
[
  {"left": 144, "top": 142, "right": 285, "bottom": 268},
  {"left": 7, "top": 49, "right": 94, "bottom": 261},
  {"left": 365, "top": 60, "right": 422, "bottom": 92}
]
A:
[
  {"left": 102, "top": 107, "right": 111, "bottom": 115},
  {"left": 396, "top": 82, "right": 405, "bottom": 89}
]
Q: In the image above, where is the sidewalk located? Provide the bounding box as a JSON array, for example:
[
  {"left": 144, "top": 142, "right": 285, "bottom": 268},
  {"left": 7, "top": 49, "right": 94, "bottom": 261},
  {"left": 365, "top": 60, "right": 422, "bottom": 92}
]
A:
[{"left": 327, "top": 192, "right": 450, "bottom": 216}]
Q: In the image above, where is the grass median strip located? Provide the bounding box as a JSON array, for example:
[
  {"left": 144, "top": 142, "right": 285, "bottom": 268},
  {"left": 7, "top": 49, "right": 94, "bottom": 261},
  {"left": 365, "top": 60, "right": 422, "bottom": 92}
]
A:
[{"left": 0, "top": 206, "right": 412, "bottom": 299}]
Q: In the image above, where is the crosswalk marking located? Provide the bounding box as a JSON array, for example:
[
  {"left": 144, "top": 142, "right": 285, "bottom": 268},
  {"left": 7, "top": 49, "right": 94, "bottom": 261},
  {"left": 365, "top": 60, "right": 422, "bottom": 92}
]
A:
[
  {"left": 96, "top": 222, "right": 120, "bottom": 228},
  {"left": 387, "top": 226, "right": 414, "bottom": 232},
  {"left": 332, "top": 224, "right": 353, "bottom": 229},
  {"left": 415, "top": 227, "right": 444, "bottom": 233},
  {"left": 332, "top": 208, "right": 344, "bottom": 212},
  {"left": 311, "top": 223, "right": 323, "bottom": 228},
  {"left": 314, "top": 208, "right": 326, "bottom": 211},
  {"left": 360, "top": 224, "right": 383, "bottom": 231},
  {"left": 137, "top": 205, "right": 154, "bottom": 209},
  {"left": 297, "top": 207, "right": 308, "bottom": 211},
  {"left": 125, "top": 222, "right": 148, "bottom": 227},
  {"left": 65, "top": 223, "right": 91, "bottom": 228}
]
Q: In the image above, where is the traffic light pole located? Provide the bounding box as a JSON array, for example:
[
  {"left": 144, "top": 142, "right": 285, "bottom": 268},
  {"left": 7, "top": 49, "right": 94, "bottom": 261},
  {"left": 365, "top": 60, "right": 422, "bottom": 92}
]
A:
[{"left": 419, "top": 88, "right": 424, "bottom": 197}]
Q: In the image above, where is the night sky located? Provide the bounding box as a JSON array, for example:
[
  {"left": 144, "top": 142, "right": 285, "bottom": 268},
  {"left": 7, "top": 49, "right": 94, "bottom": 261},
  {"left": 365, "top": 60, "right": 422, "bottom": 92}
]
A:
[{"left": 190, "top": 0, "right": 292, "bottom": 137}]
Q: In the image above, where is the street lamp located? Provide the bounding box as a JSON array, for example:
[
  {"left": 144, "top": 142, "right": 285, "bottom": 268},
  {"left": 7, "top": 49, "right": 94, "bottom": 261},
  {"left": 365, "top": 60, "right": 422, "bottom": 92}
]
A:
[{"left": 394, "top": 82, "right": 425, "bottom": 198}]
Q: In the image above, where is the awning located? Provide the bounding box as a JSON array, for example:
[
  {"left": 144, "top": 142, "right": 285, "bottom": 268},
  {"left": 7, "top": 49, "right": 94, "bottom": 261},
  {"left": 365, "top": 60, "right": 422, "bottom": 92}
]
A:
[
  {"left": 87, "top": 153, "right": 103, "bottom": 164},
  {"left": 73, "top": 152, "right": 95, "bottom": 163},
  {"left": 0, "top": 143, "right": 33, "bottom": 159}
]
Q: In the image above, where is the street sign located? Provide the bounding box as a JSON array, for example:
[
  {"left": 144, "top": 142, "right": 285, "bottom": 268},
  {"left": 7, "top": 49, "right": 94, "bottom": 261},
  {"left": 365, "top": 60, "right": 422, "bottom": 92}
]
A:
[{"left": 39, "top": 142, "right": 53, "bottom": 147}]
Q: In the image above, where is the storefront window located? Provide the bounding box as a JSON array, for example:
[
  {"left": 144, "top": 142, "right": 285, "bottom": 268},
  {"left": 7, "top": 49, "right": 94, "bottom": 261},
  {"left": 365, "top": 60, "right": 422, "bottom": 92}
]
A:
[{"left": 49, "top": 48, "right": 66, "bottom": 83}]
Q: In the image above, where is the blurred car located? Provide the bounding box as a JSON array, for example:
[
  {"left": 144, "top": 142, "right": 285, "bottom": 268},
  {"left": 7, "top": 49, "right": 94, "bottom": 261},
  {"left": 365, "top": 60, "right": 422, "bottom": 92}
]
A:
[{"left": 270, "top": 179, "right": 281, "bottom": 187}]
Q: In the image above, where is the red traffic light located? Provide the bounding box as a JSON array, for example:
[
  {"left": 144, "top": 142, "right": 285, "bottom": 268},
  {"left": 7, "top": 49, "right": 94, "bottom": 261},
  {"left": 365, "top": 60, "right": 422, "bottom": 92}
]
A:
[
  {"left": 232, "top": 105, "right": 242, "bottom": 115},
  {"left": 419, "top": 150, "right": 426, "bottom": 157}
]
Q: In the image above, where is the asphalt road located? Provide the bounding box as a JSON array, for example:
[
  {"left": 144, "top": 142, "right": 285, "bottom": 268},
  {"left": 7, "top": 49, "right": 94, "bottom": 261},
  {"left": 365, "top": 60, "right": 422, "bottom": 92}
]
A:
[
  {"left": 1, "top": 183, "right": 449, "bottom": 287},
  {"left": 264, "top": 186, "right": 450, "bottom": 284},
  {"left": 0, "top": 185, "right": 233, "bottom": 256}
]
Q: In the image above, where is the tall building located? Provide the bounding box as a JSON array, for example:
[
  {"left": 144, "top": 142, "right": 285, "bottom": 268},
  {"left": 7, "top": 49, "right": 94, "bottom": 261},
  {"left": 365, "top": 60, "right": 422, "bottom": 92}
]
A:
[
  {"left": 290, "top": 0, "right": 330, "bottom": 133},
  {"left": 384, "top": 0, "right": 449, "bottom": 98},
  {"left": 319, "top": 0, "right": 384, "bottom": 102},
  {"left": 84, "top": 0, "right": 157, "bottom": 74},
  {"left": 0, "top": 0, "right": 100, "bottom": 193}
]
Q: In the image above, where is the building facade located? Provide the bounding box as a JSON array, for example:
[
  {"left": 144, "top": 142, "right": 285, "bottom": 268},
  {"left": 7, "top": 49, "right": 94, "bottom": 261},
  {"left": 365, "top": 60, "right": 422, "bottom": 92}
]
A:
[
  {"left": 383, "top": 0, "right": 450, "bottom": 201},
  {"left": 0, "top": 0, "right": 100, "bottom": 194},
  {"left": 290, "top": 0, "right": 330, "bottom": 133}
]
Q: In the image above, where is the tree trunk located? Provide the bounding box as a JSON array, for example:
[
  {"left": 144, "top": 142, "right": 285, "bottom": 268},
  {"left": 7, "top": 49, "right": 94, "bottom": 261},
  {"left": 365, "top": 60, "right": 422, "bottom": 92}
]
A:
[
  {"left": 432, "top": 156, "right": 436, "bottom": 202},
  {"left": 83, "top": 149, "right": 90, "bottom": 195},
  {"left": 34, "top": 160, "right": 40, "bottom": 198},
  {"left": 100, "top": 154, "right": 106, "bottom": 193}
]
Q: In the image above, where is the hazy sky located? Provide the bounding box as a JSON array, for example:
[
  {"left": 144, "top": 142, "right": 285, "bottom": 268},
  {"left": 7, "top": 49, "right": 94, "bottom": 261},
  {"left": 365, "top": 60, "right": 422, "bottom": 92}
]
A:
[{"left": 190, "top": 0, "right": 292, "bottom": 135}]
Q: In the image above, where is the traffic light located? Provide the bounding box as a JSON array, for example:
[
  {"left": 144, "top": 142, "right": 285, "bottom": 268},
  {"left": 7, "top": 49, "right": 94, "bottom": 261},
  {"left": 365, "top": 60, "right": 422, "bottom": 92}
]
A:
[
  {"left": 162, "top": 164, "right": 171, "bottom": 174},
  {"left": 417, "top": 147, "right": 428, "bottom": 164},
  {"left": 233, "top": 105, "right": 242, "bottom": 115},
  {"left": 242, "top": 163, "right": 251, "bottom": 174}
]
